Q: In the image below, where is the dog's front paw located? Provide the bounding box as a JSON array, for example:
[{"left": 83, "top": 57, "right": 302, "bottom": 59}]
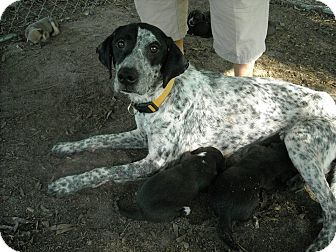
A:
[
  {"left": 51, "top": 142, "right": 78, "bottom": 156},
  {"left": 47, "top": 177, "right": 76, "bottom": 197}
]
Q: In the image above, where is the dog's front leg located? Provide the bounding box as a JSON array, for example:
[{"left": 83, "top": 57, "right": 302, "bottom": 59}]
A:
[
  {"left": 48, "top": 156, "right": 158, "bottom": 197},
  {"left": 52, "top": 129, "right": 147, "bottom": 156}
]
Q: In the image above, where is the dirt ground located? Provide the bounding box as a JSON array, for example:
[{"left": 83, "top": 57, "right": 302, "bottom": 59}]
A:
[{"left": 0, "top": 0, "right": 335, "bottom": 251}]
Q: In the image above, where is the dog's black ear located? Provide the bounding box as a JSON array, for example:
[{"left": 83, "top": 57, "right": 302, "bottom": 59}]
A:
[
  {"left": 96, "top": 34, "right": 114, "bottom": 79},
  {"left": 161, "top": 37, "right": 189, "bottom": 88}
]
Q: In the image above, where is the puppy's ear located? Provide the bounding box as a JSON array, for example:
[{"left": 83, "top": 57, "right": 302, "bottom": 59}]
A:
[
  {"left": 96, "top": 34, "right": 114, "bottom": 79},
  {"left": 161, "top": 37, "right": 189, "bottom": 88},
  {"left": 36, "top": 28, "right": 43, "bottom": 34}
]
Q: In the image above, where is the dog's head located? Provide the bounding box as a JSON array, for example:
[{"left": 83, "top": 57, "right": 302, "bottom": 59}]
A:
[{"left": 96, "top": 23, "right": 188, "bottom": 101}]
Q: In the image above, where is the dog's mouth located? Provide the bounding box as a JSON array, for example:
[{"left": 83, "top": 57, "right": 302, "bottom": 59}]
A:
[
  {"left": 119, "top": 85, "right": 137, "bottom": 94},
  {"left": 120, "top": 89, "right": 134, "bottom": 94}
]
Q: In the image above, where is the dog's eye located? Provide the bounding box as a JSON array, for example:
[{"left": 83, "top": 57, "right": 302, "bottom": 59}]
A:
[
  {"left": 117, "top": 40, "right": 125, "bottom": 48},
  {"left": 150, "top": 44, "right": 159, "bottom": 53}
]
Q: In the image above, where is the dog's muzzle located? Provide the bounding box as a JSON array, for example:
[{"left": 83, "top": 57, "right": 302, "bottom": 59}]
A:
[{"left": 117, "top": 67, "right": 139, "bottom": 87}]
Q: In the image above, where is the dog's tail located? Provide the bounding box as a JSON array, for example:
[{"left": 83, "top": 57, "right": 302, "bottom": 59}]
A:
[{"left": 117, "top": 199, "right": 146, "bottom": 221}]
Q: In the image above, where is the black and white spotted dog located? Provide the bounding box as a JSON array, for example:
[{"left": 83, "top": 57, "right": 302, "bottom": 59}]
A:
[
  {"left": 48, "top": 23, "right": 336, "bottom": 251},
  {"left": 118, "top": 147, "right": 224, "bottom": 222}
]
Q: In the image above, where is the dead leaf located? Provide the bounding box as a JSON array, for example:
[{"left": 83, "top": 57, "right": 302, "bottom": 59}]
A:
[
  {"left": 41, "top": 220, "right": 50, "bottom": 228},
  {"left": 19, "top": 188, "right": 25, "bottom": 197},
  {"left": 40, "top": 205, "right": 50, "bottom": 213},
  {"left": 105, "top": 110, "right": 113, "bottom": 119},
  {"left": 176, "top": 234, "right": 187, "bottom": 243},
  {"left": 50, "top": 224, "right": 75, "bottom": 235},
  {"left": 172, "top": 223, "right": 178, "bottom": 238},
  {"left": 190, "top": 47, "right": 206, "bottom": 51}
]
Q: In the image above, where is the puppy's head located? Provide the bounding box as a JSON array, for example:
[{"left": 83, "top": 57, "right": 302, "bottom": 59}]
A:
[
  {"left": 187, "top": 10, "right": 206, "bottom": 28},
  {"left": 191, "top": 146, "right": 226, "bottom": 173},
  {"left": 25, "top": 28, "right": 43, "bottom": 44},
  {"left": 179, "top": 147, "right": 224, "bottom": 189},
  {"left": 96, "top": 23, "right": 188, "bottom": 102}
]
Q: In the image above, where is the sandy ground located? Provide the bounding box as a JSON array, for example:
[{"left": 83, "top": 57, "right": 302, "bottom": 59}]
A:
[{"left": 0, "top": 0, "right": 335, "bottom": 251}]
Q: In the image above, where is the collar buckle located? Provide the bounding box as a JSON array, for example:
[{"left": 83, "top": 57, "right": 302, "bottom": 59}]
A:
[
  {"left": 127, "top": 103, "right": 138, "bottom": 115},
  {"left": 132, "top": 78, "right": 175, "bottom": 114},
  {"left": 133, "top": 101, "right": 159, "bottom": 113}
]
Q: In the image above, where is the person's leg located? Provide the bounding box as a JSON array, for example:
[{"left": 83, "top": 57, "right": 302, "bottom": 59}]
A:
[
  {"left": 134, "top": 0, "right": 188, "bottom": 53},
  {"left": 174, "top": 39, "right": 184, "bottom": 52},
  {"left": 210, "top": 0, "right": 269, "bottom": 77},
  {"left": 234, "top": 62, "right": 255, "bottom": 77}
]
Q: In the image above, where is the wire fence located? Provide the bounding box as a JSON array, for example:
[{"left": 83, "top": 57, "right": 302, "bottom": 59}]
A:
[
  {"left": 0, "top": 0, "right": 116, "bottom": 35},
  {"left": 0, "top": 0, "right": 332, "bottom": 36}
]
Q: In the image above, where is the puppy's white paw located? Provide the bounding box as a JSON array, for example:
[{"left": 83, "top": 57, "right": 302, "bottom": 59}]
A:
[{"left": 182, "top": 206, "right": 191, "bottom": 216}]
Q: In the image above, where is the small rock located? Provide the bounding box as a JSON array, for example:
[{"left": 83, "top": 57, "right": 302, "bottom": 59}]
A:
[
  {"left": 176, "top": 234, "right": 187, "bottom": 243},
  {"left": 253, "top": 216, "right": 260, "bottom": 229},
  {"left": 182, "top": 241, "right": 189, "bottom": 249},
  {"left": 26, "top": 207, "right": 34, "bottom": 213},
  {"left": 274, "top": 205, "right": 281, "bottom": 211},
  {"left": 83, "top": 10, "right": 94, "bottom": 16}
]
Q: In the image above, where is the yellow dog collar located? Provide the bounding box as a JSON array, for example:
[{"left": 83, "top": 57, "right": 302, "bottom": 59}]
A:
[{"left": 132, "top": 78, "right": 175, "bottom": 113}]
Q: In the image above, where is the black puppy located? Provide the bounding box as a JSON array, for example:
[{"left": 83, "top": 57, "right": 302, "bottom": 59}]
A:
[
  {"left": 187, "top": 10, "right": 212, "bottom": 38},
  {"left": 209, "top": 136, "right": 298, "bottom": 251},
  {"left": 118, "top": 147, "right": 225, "bottom": 222}
]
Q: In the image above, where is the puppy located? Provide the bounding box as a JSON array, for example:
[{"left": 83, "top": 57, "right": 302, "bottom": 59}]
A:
[
  {"left": 187, "top": 10, "right": 212, "bottom": 38},
  {"left": 209, "top": 137, "right": 298, "bottom": 251},
  {"left": 118, "top": 147, "right": 225, "bottom": 222},
  {"left": 25, "top": 17, "right": 60, "bottom": 44}
]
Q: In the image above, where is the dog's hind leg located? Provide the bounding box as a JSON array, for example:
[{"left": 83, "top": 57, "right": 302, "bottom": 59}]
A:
[
  {"left": 329, "top": 162, "right": 336, "bottom": 197},
  {"left": 282, "top": 119, "right": 336, "bottom": 252},
  {"left": 52, "top": 129, "right": 147, "bottom": 156}
]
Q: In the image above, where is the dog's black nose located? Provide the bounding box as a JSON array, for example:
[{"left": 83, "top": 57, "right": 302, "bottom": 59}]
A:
[{"left": 117, "top": 67, "right": 139, "bottom": 85}]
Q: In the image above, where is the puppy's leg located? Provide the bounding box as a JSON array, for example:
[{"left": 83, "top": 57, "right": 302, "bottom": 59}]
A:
[
  {"left": 52, "top": 129, "right": 147, "bottom": 156},
  {"left": 48, "top": 156, "right": 156, "bottom": 196},
  {"left": 283, "top": 119, "right": 336, "bottom": 252},
  {"left": 217, "top": 216, "right": 244, "bottom": 252},
  {"left": 50, "top": 21, "right": 60, "bottom": 36}
]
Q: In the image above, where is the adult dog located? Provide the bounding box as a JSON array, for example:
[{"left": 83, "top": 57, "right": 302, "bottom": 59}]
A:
[{"left": 48, "top": 23, "right": 336, "bottom": 251}]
